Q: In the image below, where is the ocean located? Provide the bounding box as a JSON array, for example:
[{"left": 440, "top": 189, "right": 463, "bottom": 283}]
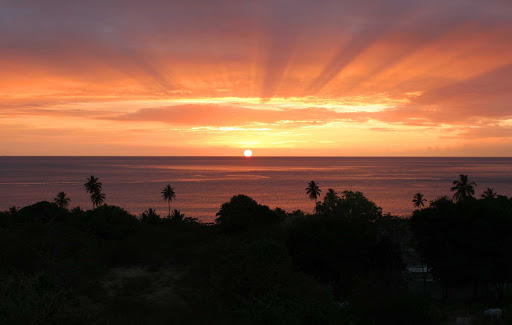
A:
[{"left": 1, "top": 157, "right": 511, "bottom": 222}]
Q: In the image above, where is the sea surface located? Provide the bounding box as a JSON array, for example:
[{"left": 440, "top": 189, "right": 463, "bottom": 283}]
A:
[{"left": 1, "top": 157, "right": 511, "bottom": 222}]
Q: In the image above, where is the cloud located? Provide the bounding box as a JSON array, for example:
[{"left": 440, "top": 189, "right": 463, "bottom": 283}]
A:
[
  {"left": 104, "top": 104, "right": 365, "bottom": 126},
  {"left": 2, "top": 0, "right": 512, "bottom": 155},
  {"left": 456, "top": 125, "right": 512, "bottom": 140},
  {"left": 366, "top": 64, "right": 512, "bottom": 126},
  {"left": 304, "top": 1, "right": 421, "bottom": 94}
]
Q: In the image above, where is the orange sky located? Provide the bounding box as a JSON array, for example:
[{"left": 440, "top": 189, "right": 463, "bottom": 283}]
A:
[{"left": 1, "top": 0, "right": 512, "bottom": 156}]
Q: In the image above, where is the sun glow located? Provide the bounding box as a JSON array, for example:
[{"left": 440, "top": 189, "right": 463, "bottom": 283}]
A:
[
  {"left": 244, "top": 149, "right": 253, "bottom": 157},
  {"left": 1, "top": 0, "right": 511, "bottom": 156}
]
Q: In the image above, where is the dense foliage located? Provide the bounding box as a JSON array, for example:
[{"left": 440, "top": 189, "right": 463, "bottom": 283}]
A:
[
  {"left": 411, "top": 195, "right": 512, "bottom": 299},
  {"left": 1, "top": 179, "right": 511, "bottom": 324}
]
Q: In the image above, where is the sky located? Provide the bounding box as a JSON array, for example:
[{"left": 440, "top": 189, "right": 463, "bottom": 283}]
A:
[{"left": 1, "top": 0, "right": 512, "bottom": 156}]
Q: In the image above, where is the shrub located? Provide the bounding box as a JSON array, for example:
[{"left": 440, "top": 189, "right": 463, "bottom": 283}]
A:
[{"left": 0, "top": 272, "right": 64, "bottom": 325}]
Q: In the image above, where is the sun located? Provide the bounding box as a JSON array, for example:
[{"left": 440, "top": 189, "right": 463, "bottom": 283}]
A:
[{"left": 244, "top": 149, "right": 253, "bottom": 157}]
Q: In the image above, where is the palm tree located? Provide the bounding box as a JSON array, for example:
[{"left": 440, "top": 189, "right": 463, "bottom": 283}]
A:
[
  {"left": 481, "top": 188, "right": 497, "bottom": 199},
  {"left": 325, "top": 188, "right": 338, "bottom": 201},
  {"left": 161, "top": 185, "right": 176, "bottom": 217},
  {"left": 143, "top": 208, "right": 158, "bottom": 218},
  {"left": 141, "top": 208, "right": 160, "bottom": 224},
  {"left": 84, "top": 175, "right": 102, "bottom": 193},
  {"left": 412, "top": 193, "right": 427, "bottom": 209},
  {"left": 306, "top": 181, "right": 321, "bottom": 203},
  {"left": 91, "top": 190, "right": 105, "bottom": 208},
  {"left": 451, "top": 174, "right": 477, "bottom": 202},
  {"left": 8, "top": 206, "right": 19, "bottom": 215},
  {"left": 170, "top": 209, "right": 185, "bottom": 221},
  {"left": 54, "top": 191, "right": 70, "bottom": 208},
  {"left": 84, "top": 176, "right": 102, "bottom": 209}
]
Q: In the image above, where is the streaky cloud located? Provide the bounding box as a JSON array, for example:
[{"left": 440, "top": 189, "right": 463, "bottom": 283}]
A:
[{"left": 304, "top": 1, "right": 418, "bottom": 95}]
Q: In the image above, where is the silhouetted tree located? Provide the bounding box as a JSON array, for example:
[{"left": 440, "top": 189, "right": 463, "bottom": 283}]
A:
[
  {"left": 411, "top": 195, "right": 512, "bottom": 301},
  {"left": 71, "top": 206, "right": 84, "bottom": 214},
  {"left": 84, "top": 175, "right": 102, "bottom": 194},
  {"left": 482, "top": 188, "right": 497, "bottom": 199},
  {"left": 170, "top": 209, "right": 185, "bottom": 221},
  {"left": 215, "top": 195, "right": 281, "bottom": 231},
  {"left": 450, "top": 174, "right": 477, "bottom": 202},
  {"left": 141, "top": 208, "right": 160, "bottom": 224},
  {"left": 161, "top": 185, "right": 176, "bottom": 217},
  {"left": 53, "top": 192, "right": 70, "bottom": 209},
  {"left": 84, "top": 176, "right": 103, "bottom": 209},
  {"left": 91, "top": 191, "right": 105, "bottom": 208},
  {"left": 86, "top": 205, "right": 138, "bottom": 239},
  {"left": 306, "top": 181, "right": 321, "bottom": 205},
  {"left": 323, "top": 188, "right": 339, "bottom": 209},
  {"left": 8, "top": 206, "right": 19, "bottom": 215},
  {"left": 429, "top": 195, "right": 451, "bottom": 208},
  {"left": 289, "top": 197, "right": 403, "bottom": 298},
  {"left": 315, "top": 190, "right": 383, "bottom": 222},
  {"left": 412, "top": 193, "right": 426, "bottom": 209},
  {"left": 325, "top": 188, "right": 337, "bottom": 199}
]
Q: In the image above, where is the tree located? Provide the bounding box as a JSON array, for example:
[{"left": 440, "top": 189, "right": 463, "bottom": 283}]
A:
[
  {"left": 215, "top": 195, "right": 280, "bottom": 231},
  {"left": 315, "top": 190, "right": 383, "bottom": 222},
  {"left": 322, "top": 189, "right": 339, "bottom": 210},
  {"left": 84, "top": 176, "right": 103, "bottom": 209},
  {"left": 170, "top": 209, "right": 185, "bottom": 221},
  {"left": 482, "top": 188, "right": 497, "bottom": 199},
  {"left": 411, "top": 195, "right": 512, "bottom": 301},
  {"left": 53, "top": 192, "right": 70, "bottom": 209},
  {"left": 412, "top": 193, "right": 426, "bottom": 209},
  {"left": 288, "top": 203, "right": 402, "bottom": 298},
  {"left": 84, "top": 175, "right": 102, "bottom": 194},
  {"left": 8, "top": 206, "right": 19, "bottom": 215},
  {"left": 141, "top": 208, "right": 160, "bottom": 224},
  {"left": 86, "top": 205, "right": 139, "bottom": 239},
  {"left": 325, "top": 188, "right": 337, "bottom": 199},
  {"left": 161, "top": 185, "right": 176, "bottom": 217},
  {"left": 450, "top": 174, "right": 477, "bottom": 202},
  {"left": 306, "top": 181, "right": 321, "bottom": 205},
  {"left": 91, "top": 190, "right": 105, "bottom": 208}
]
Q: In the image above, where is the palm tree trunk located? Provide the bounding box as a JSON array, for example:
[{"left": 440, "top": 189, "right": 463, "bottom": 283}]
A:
[{"left": 168, "top": 202, "right": 170, "bottom": 217}]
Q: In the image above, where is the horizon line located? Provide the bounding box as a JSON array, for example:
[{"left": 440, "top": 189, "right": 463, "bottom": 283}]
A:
[{"left": 1, "top": 155, "right": 512, "bottom": 158}]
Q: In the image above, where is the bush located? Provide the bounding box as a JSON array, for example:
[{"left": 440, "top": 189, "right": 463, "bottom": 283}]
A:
[
  {"left": 0, "top": 272, "right": 64, "bottom": 325},
  {"left": 351, "top": 292, "right": 442, "bottom": 325}
]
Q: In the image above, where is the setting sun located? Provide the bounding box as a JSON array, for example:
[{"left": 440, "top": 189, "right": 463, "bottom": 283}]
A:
[
  {"left": 1, "top": 1, "right": 512, "bottom": 322},
  {"left": 1, "top": 0, "right": 511, "bottom": 157}
]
